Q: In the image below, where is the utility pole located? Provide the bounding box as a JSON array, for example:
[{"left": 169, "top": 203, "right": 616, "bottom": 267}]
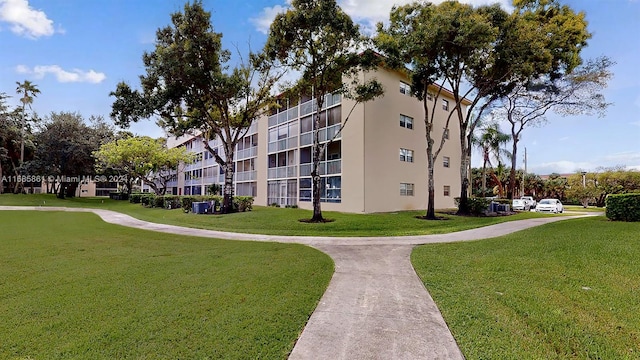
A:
[{"left": 522, "top": 147, "right": 527, "bottom": 196}]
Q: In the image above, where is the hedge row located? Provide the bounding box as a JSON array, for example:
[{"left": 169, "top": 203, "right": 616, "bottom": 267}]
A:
[
  {"left": 128, "top": 193, "right": 254, "bottom": 213},
  {"left": 606, "top": 193, "right": 640, "bottom": 222}
]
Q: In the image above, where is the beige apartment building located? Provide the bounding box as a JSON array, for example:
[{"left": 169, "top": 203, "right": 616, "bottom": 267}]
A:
[{"left": 164, "top": 66, "right": 467, "bottom": 213}]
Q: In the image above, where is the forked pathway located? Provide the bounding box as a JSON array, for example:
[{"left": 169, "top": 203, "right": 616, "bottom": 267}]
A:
[{"left": 0, "top": 206, "right": 598, "bottom": 359}]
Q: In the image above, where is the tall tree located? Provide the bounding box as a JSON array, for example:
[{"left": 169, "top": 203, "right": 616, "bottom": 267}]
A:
[
  {"left": 95, "top": 136, "right": 195, "bottom": 195},
  {"left": 15, "top": 80, "right": 40, "bottom": 165},
  {"left": 473, "top": 123, "right": 511, "bottom": 197},
  {"left": 497, "top": 56, "right": 613, "bottom": 199},
  {"left": 32, "top": 112, "right": 113, "bottom": 198},
  {"left": 0, "top": 93, "right": 13, "bottom": 194},
  {"left": 265, "top": 0, "right": 384, "bottom": 222},
  {"left": 111, "top": 1, "right": 280, "bottom": 213},
  {"left": 376, "top": 2, "right": 477, "bottom": 219}
]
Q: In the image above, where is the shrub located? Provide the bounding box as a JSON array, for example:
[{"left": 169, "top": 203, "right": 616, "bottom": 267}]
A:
[
  {"left": 454, "top": 197, "right": 492, "bottom": 215},
  {"left": 606, "top": 193, "right": 640, "bottom": 222},
  {"left": 163, "top": 195, "right": 181, "bottom": 209},
  {"left": 140, "top": 194, "right": 155, "bottom": 207},
  {"left": 129, "top": 193, "right": 143, "bottom": 204},
  {"left": 181, "top": 196, "right": 197, "bottom": 212},
  {"left": 233, "top": 196, "right": 254, "bottom": 212},
  {"left": 153, "top": 195, "right": 165, "bottom": 208}
]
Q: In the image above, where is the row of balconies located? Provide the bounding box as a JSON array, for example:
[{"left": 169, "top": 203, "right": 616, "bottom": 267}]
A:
[
  {"left": 268, "top": 123, "right": 342, "bottom": 154},
  {"left": 267, "top": 159, "right": 342, "bottom": 180},
  {"left": 267, "top": 93, "right": 341, "bottom": 128}
]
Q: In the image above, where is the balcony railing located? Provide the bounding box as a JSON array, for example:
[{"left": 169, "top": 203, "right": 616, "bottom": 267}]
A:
[
  {"left": 236, "top": 146, "right": 258, "bottom": 160},
  {"left": 300, "top": 123, "right": 342, "bottom": 146},
  {"left": 268, "top": 136, "right": 298, "bottom": 153},
  {"left": 235, "top": 170, "right": 257, "bottom": 182},
  {"left": 267, "top": 166, "right": 297, "bottom": 179},
  {"left": 299, "top": 159, "right": 341, "bottom": 177}
]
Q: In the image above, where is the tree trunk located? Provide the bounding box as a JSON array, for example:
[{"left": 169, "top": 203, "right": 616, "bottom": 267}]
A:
[
  {"left": 482, "top": 159, "right": 487, "bottom": 198},
  {"left": 425, "top": 165, "right": 436, "bottom": 219},
  {"left": 57, "top": 183, "right": 66, "bottom": 199},
  {"left": 221, "top": 158, "right": 235, "bottom": 214},
  {"left": 0, "top": 161, "right": 3, "bottom": 194},
  {"left": 457, "top": 135, "right": 471, "bottom": 215},
  {"left": 310, "top": 95, "right": 325, "bottom": 222},
  {"left": 311, "top": 142, "right": 324, "bottom": 222},
  {"left": 508, "top": 136, "right": 519, "bottom": 200}
]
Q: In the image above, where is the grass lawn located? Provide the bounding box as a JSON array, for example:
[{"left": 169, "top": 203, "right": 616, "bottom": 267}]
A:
[
  {"left": 0, "top": 194, "right": 559, "bottom": 237},
  {"left": 0, "top": 211, "right": 333, "bottom": 359},
  {"left": 564, "top": 205, "right": 605, "bottom": 213},
  {"left": 412, "top": 216, "right": 640, "bottom": 359}
]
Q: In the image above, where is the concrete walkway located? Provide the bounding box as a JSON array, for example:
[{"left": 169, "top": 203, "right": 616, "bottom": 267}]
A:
[{"left": 0, "top": 206, "right": 598, "bottom": 359}]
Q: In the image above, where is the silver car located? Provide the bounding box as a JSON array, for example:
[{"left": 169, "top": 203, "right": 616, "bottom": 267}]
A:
[
  {"left": 536, "top": 199, "right": 564, "bottom": 214},
  {"left": 512, "top": 199, "right": 530, "bottom": 211}
]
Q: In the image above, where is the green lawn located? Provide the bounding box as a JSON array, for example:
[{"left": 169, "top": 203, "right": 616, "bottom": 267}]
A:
[
  {"left": 0, "top": 211, "right": 333, "bottom": 360},
  {"left": 412, "top": 216, "right": 640, "bottom": 359},
  {"left": 0, "top": 194, "right": 559, "bottom": 236},
  {"left": 564, "top": 205, "right": 605, "bottom": 213}
]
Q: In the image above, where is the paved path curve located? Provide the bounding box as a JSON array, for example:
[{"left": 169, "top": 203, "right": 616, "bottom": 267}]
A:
[{"left": 0, "top": 206, "right": 598, "bottom": 359}]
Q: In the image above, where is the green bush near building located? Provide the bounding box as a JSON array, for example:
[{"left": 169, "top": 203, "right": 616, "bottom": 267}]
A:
[{"left": 606, "top": 193, "right": 640, "bottom": 222}]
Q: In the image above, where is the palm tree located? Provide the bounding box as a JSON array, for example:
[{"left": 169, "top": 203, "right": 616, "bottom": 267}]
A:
[
  {"left": 474, "top": 123, "right": 511, "bottom": 197},
  {"left": 16, "top": 80, "right": 40, "bottom": 165}
]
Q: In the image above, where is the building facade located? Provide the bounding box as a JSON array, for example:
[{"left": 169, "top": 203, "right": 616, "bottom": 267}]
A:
[{"left": 164, "top": 67, "right": 466, "bottom": 213}]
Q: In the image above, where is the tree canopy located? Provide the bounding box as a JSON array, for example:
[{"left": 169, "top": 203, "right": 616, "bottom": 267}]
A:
[
  {"left": 95, "top": 136, "right": 194, "bottom": 195},
  {"left": 111, "top": 1, "right": 280, "bottom": 213}
]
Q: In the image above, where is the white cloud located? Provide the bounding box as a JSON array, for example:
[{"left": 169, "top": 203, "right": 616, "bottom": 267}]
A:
[
  {"left": 630, "top": 120, "right": 640, "bottom": 127},
  {"left": 16, "top": 64, "right": 106, "bottom": 84},
  {"left": 530, "top": 160, "right": 596, "bottom": 175},
  {"left": 0, "top": 0, "right": 57, "bottom": 38},
  {"left": 250, "top": 2, "right": 290, "bottom": 35},
  {"left": 530, "top": 152, "right": 640, "bottom": 175},
  {"left": 251, "top": 0, "right": 513, "bottom": 35}
]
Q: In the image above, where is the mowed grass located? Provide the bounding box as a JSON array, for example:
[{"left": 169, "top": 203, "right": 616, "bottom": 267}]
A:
[
  {"left": 564, "top": 205, "right": 605, "bottom": 213},
  {"left": 0, "top": 194, "right": 558, "bottom": 236},
  {"left": 412, "top": 217, "right": 640, "bottom": 359},
  {"left": 0, "top": 211, "right": 333, "bottom": 359}
]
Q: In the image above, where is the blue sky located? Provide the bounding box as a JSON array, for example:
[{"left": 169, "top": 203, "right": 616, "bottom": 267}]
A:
[{"left": 1, "top": 0, "right": 638, "bottom": 174}]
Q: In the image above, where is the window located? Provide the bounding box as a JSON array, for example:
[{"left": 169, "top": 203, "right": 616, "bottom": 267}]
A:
[
  {"left": 400, "top": 183, "right": 414, "bottom": 196},
  {"left": 442, "top": 99, "right": 449, "bottom": 111},
  {"left": 443, "top": 156, "right": 450, "bottom": 168},
  {"left": 400, "top": 148, "right": 414, "bottom": 163},
  {"left": 399, "top": 81, "right": 411, "bottom": 95},
  {"left": 443, "top": 128, "right": 449, "bottom": 140},
  {"left": 444, "top": 185, "right": 451, "bottom": 197},
  {"left": 427, "top": 92, "right": 434, "bottom": 101},
  {"left": 400, "top": 114, "right": 413, "bottom": 129}
]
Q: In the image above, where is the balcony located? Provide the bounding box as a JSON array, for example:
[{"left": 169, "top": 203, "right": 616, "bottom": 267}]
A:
[
  {"left": 268, "top": 166, "right": 298, "bottom": 179},
  {"left": 235, "top": 170, "right": 257, "bottom": 182},
  {"left": 299, "top": 159, "right": 341, "bottom": 177},
  {"left": 300, "top": 123, "right": 342, "bottom": 146},
  {"left": 236, "top": 146, "right": 258, "bottom": 160},
  {"left": 268, "top": 136, "right": 298, "bottom": 153}
]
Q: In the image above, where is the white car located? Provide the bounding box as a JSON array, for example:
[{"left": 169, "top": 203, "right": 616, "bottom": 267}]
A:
[
  {"left": 536, "top": 198, "right": 564, "bottom": 214},
  {"left": 512, "top": 199, "right": 530, "bottom": 211}
]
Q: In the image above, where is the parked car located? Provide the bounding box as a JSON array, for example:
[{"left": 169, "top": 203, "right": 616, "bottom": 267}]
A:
[
  {"left": 536, "top": 198, "right": 564, "bottom": 214},
  {"left": 512, "top": 199, "right": 530, "bottom": 211},
  {"left": 520, "top": 196, "right": 537, "bottom": 209}
]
